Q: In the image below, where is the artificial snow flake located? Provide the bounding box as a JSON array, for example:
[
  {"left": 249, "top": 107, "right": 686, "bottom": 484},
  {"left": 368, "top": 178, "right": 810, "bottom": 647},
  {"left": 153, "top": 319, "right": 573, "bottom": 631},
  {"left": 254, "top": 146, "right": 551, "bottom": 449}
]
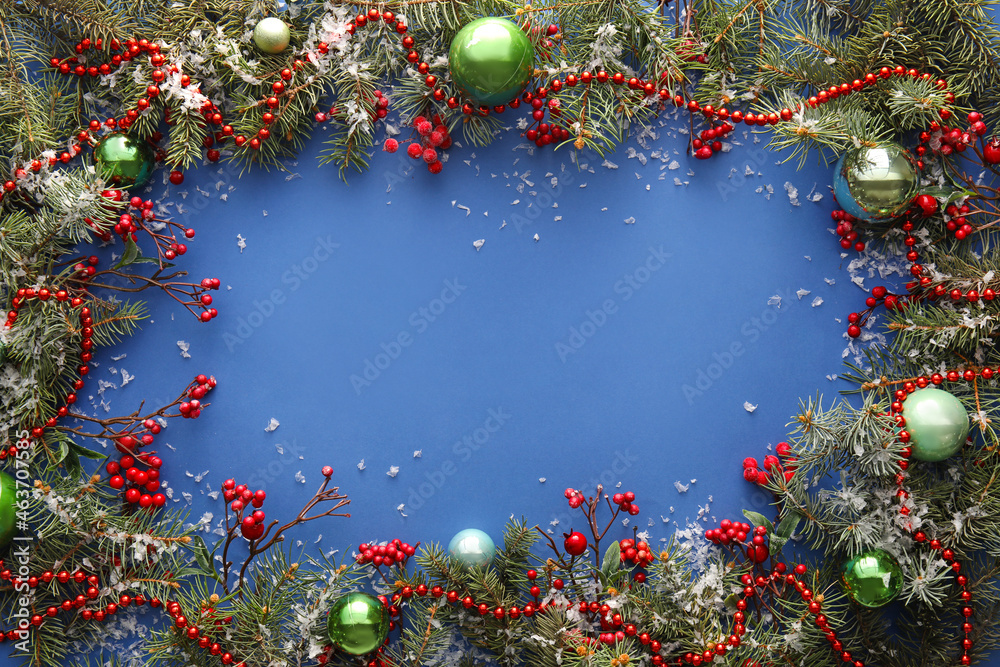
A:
[
  {"left": 811, "top": 296, "right": 824, "bottom": 307},
  {"left": 397, "top": 504, "right": 407, "bottom": 517},
  {"left": 264, "top": 418, "right": 280, "bottom": 432},
  {"left": 176, "top": 340, "right": 191, "bottom": 358},
  {"left": 674, "top": 481, "right": 689, "bottom": 493},
  {"left": 295, "top": 471, "right": 306, "bottom": 484},
  {"left": 236, "top": 234, "right": 246, "bottom": 253},
  {"left": 387, "top": 466, "right": 399, "bottom": 477},
  {"left": 120, "top": 369, "right": 134, "bottom": 385},
  {"left": 357, "top": 459, "right": 366, "bottom": 471},
  {"left": 413, "top": 450, "right": 422, "bottom": 458},
  {"left": 744, "top": 401, "right": 758, "bottom": 413},
  {"left": 796, "top": 289, "right": 811, "bottom": 300},
  {"left": 473, "top": 239, "right": 485, "bottom": 251},
  {"left": 533, "top": 233, "right": 540, "bottom": 242}
]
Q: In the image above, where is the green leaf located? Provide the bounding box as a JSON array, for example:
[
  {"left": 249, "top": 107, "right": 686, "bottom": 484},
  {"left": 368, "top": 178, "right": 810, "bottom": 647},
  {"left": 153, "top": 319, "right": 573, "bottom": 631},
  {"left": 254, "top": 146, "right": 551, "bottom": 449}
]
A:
[
  {"left": 742, "top": 509, "right": 774, "bottom": 535},
  {"left": 187, "top": 536, "right": 219, "bottom": 580},
  {"left": 769, "top": 512, "right": 803, "bottom": 555},
  {"left": 113, "top": 239, "right": 140, "bottom": 269},
  {"left": 68, "top": 441, "right": 107, "bottom": 461},
  {"left": 602, "top": 541, "right": 621, "bottom": 576}
]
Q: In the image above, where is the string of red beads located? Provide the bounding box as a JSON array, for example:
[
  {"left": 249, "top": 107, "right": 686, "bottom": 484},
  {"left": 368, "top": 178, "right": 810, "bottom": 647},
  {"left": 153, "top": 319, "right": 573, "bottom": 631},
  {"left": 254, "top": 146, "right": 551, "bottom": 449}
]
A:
[{"left": 0, "top": 561, "right": 246, "bottom": 665}]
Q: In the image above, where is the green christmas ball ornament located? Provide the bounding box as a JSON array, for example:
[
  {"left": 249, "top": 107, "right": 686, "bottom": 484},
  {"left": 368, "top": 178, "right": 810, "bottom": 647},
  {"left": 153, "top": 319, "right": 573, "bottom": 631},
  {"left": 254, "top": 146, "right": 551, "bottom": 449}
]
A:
[
  {"left": 326, "top": 592, "right": 389, "bottom": 655},
  {"left": 841, "top": 549, "right": 903, "bottom": 608},
  {"left": 448, "top": 17, "right": 535, "bottom": 107},
  {"left": 448, "top": 528, "right": 495, "bottom": 567},
  {"left": 903, "top": 387, "right": 969, "bottom": 462},
  {"left": 92, "top": 133, "right": 155, "bottom": 190},
  {"left": 0, "top": 471, "right": 17, "bottom": 552},
  {"left": 832, "top": 142, "right": 919, "bottom": 221},
  {"left": 253, "top": 17, "right": 290, "bottom": 54}
]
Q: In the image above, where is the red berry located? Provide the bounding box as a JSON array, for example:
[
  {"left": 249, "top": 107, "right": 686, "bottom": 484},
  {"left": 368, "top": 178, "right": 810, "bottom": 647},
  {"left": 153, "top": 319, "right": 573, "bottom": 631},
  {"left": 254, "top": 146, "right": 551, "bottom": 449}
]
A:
[
  {"left": 746, "top": 544, "right": 769, "bottom": 563},
  {"left": 321, "top": 465, "right": 333, "bottom": 477},
  {"left": 406, "top": 143, "right": 422, "bottom": 159},
  {"left": 915, "top": 194, "right": 938, "bottom": 217},
  {"left": 563, "top": 531, "right": 588, "bottom": 556},
  {"left": 168, "top": 170, "right": 184, "bottom": 185},
  {"left": 383, "top": 138, "right": 399, "bottom": 153},
  {"left": 428, "top": 160, "right": 443, "bottom": 174},
  {"left": 422, "top": 148, "right": 438, "bottom": 163},
  {"left": 743, "top": 468, "right": 759, "bottom": 483},
  {"left": 984, "top": 138, "right": 1000, "bottom": 165},
  {"left": 742, "top": 457, "right": 758, "bottom": 470}
]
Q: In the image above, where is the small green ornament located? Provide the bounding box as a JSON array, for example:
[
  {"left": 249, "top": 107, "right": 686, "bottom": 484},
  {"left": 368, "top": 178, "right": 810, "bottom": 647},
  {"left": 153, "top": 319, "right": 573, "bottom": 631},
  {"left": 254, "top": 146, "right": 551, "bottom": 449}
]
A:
[
  {"left": 0, "top": 471, "right": 17, "bottom": 552},
  {"left": 448, "top": 528, "right": 495, "bottom": 567},
  {"left": 903, "top": 387, "right": 969, "bottom": 462},
  {"left": 92, "top": 133, "right": 155, "bottom": 190},
  {"left": 326, "top": 592, "right": 389, "bottom": 655},
  {"left": 832, "top": 142, "right": 918, "bottom": 221},
  {"left": 253, "top": 17, "right": 291, "bottom": 55},
  {"left": 448, "top": 17, "right": 534, "bottom": 107},
  {"left": 841, "top": 549, "right": 903, "bottom": 608}
]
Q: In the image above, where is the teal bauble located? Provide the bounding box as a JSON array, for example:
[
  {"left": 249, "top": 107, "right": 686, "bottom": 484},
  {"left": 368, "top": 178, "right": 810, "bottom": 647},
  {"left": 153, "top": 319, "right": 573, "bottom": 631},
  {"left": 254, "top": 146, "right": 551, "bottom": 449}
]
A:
[
  {"left": 904, "top": 387, "right": 969, "bottom": 462},
  {"left": 0, "top": 471, "right": 16, "bottom": 552},
  {"left": 448, "top": 18, "right": 534, "bottom": 107},
  {"left": 841, "top": 549, "right": 903, "bottom": 608},
  {"left": 92, "top": 133, "right": 155, "bottom": 189},
  {"left": 253, "top": 17, "right": 290, "bottom": 54},
  {"left": 326, "top": 592, "right": 389, "bottom": 655},
  {"left": 448, "top": 528, "right": 495, "bottom": 567},
  {"left": 832, "top": 143, "right": 918, "bottom": 221}
]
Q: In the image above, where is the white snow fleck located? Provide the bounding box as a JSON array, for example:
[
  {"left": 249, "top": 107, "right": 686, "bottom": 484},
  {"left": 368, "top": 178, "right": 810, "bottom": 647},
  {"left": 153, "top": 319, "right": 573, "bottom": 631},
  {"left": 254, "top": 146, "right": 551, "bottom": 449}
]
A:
[
  {"left": 767, "top": 295, "right": 782, "bottom": 308},
  {"left": 397, "top": 504, "right": 407, "bottom": 517},
  {"left": 387, "top": 466, "right": 399, "bottom": 478},
  {"left": 177, "top": 341, "right": 191, "bottom": 358},
  {"left": 811, "top": 296, "right": 824, "bottom": 307},
  {"left": 539, "top": 477, "right": 546, "bottom": 483},
  {"left": 236, "top": 234, "right": 246, "bottom": 253},
  {"left": 413, "top": 450, "right": 422, "bottom": 458},
  {"left": 294, "top": 471, "right": 306, "bottom": 484},
  {"left": 796, "top": 289, "right": 811, "bottom": 300},
  {"left": 533, "top": 233, "right": 540, "bottom": 242},
  {"left": 264, "top": 418, "right": 280, "bottom": 433},
  {"left": 473, "top": 239, "right": 485, "bottom": 251},
  {"left": 274, "top": 443, "right": 284, "bottom": 455},
  {"left": 357, "top": 459, "right": 366, "bottom": 471},
  {"left": 674, "top": 481, "right": 689, "bottom": 493},
  {"left": 624, "top": 216, "right": 635, "bottom": 225},
  {"left": 120, "top": 369, "right": 134, "bottom": 385},
  {"left": 744, "top": 401, "right": 758, "bottom": 413}
]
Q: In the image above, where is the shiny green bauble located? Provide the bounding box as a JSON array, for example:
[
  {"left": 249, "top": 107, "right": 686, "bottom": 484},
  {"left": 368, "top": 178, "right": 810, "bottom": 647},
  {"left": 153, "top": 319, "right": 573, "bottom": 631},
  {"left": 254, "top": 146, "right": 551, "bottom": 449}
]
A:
[
  {"left": 904, "top": 387, "right": 969, "bottom": 462},
  {"left": 0, "top": 471, "right": 17, "bottom": 552},
  {"left": 448, "top": 18, "right": 534, "bottom": 107},
  {"left": 448, "top": 528, "right": 495, "bottom": 567},
  {"left": 253, "top": 17, "right": 291, "bottom": 54},
  {"left": 832, "top": 142, "right": 918, "bottom": 221},
  {"left": 841, "top": 549, "right": 903, "bottom": 608},
  {"left": 326, "top": 592, "right": 389, "bottom": 655},
  {"left": 92, "top": 133, "right": 155, "bottom": 189}
]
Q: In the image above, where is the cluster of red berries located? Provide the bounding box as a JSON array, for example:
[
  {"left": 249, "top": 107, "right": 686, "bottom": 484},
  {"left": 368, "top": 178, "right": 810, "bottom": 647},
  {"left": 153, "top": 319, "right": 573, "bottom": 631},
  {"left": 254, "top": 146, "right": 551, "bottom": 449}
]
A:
[
  {"left": 383, "top": 114, "right": 450, "bottom": 174},
  {"left": 741, "top": 442, "right": 795, "bottom": 485},
  {"left": 611, "top": 490, "right": 640, "bottom": 516},
  {"left": 356, "top": 539, "right": 416, "bottom": 567},
  {"left": 943, "top": 201, "right": 977, "bottom": 241},
  {"left": 71, "top": 255, "right": 100, "bottom": 281},
  {"left": 179, "top": 374, "right": 216, "bottom": 416},
  {"left": 564, "top": 487, "right": 586, "bottom": 508},
  {"left": 914, "top": 111, "right": 991, "bottom": 164},
  {"left": 222, "top": 479, "right": 267, "bottom": 540},
  {"left": 107, "top": 452, "right": 165, "bottom": 508},
  {"left": 830, "top": 210, "right": 865, "bottom": 253},
  {"left": 619, "top": 538, "right": 655, "bottom": 567},
  {"left": 691, "top": 122, "right": 735, "bottom": 160},
  {"left": 705, "top": 521, "right": 770, "bottom": 563}
]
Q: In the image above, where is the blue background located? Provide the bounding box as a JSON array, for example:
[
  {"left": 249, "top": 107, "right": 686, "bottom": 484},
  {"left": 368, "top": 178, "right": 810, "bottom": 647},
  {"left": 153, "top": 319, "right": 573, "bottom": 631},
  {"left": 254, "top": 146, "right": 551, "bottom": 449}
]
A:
[
  {"left": 9, "top": 110, "right": 923, "bottom": 662},
  {"left": 88, "top": 117, "right": 865, "bottom": 555}
]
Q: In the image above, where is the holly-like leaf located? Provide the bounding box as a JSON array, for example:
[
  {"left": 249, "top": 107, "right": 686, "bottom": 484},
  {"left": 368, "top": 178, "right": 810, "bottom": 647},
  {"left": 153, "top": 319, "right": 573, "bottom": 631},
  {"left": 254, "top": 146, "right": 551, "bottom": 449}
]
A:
[
  {"left": 602, "top": 541, "right": 621, "bottom": 576},
  {"left": 113, "top": 239, "right": 140, "bottom": 269},
  {"left": 769, "top": 512, "right": 803, "bottom": 555},
  {"left": 742, "top": 509, "right": 774, "bottom": 535},
  {"left": 186, "top": 535, "right": 220, "bottom": 581}
]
